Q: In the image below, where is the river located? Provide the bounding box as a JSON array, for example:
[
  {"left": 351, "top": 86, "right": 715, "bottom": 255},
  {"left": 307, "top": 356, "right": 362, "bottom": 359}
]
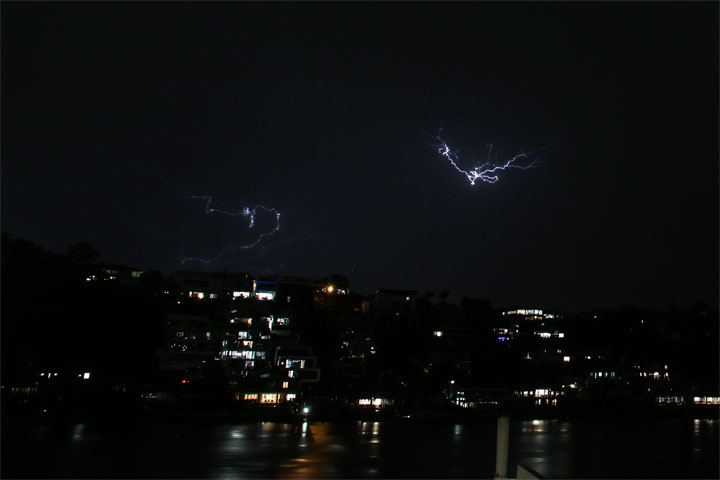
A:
[{"left": 2, "top": 418, "right": 717, "bottom": 478}]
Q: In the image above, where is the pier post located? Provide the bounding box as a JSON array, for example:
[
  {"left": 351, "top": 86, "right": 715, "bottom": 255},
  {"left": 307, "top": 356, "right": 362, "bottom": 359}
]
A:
[{"left": 495, "top": 415, "right": 509, "bottom": 479}]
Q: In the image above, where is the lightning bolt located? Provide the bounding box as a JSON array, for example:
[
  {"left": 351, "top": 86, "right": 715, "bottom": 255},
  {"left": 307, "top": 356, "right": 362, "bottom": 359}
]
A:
[
  {"left": 433, "top": 129, "right": 540, "bottom": 185},
  {"left": 176, "top": 191, "right": 281, "bottom": 265}
]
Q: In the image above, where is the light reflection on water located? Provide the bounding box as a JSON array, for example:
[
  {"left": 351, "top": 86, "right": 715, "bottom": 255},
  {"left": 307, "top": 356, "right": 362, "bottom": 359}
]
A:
[
  {"left": 512, "top": 418, "right": 718, "bottom": 479},
  {"left": 1, "top": 419, "right": 717, "bottom": 479}
]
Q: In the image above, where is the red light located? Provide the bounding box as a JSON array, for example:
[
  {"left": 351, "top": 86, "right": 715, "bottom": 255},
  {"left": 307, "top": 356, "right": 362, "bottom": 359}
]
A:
[{"left": 181, "top": 379, "right": 189, "bottom": 384}]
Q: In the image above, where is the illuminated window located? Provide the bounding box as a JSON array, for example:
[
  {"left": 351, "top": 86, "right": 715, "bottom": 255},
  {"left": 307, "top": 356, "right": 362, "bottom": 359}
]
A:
[
  {"left": 176, "top": 331, "right": 185, "bottom": 338},
  {"left": 557, "top": 333, "right": 565, "bottom": 338},
  {"left": 83, "top": 372, "right": 91, "bottom": 380},
  {"left": 238, "top": 331, "right": 249, "bottom": 339},
  {"left": 209, "top": 293, "right": 218, "bottom": 299},
  {"left": 188, "top": 291, "right": 205, "bottom": 300},
  {"left": 131, "top": 271, "right": 143, "bottom": 278},
  {"left": 255, "top": 292, "right": 275, "bottom": 301},
  {"left": 286, "top": 393, "right": 297, "bottom": 401},
  {"left": 260, "top": 393, "right": 277, "bottom": 404},
  {"left": 244, "top": 393, "right": 258, "bottom": 401},
  {"left": 358, "top": 398, "right": 371, "bottom": 405},
  {"left": 206, "top": 332, "right": 212, "bottom": 339},
  {"left": 233, "top": 291, "right": 250, "bottom": 299},
  {"left": 275, "top": 317, "right": 290, "bottom": 326},
  {"left": 282, "top": 381, "right": 289, "bottom": 389},
  {"left": 563, "top": 356, "right": 571, "bottom": 363},
  {"left": 242, "top": 340, "right": 253, "bottom": 348},
  {"left": 286, "top": 359, "right": 305, "bottom": 369},
  {"left": 433, "top": 331, "right": 444, "bottom": 337}
]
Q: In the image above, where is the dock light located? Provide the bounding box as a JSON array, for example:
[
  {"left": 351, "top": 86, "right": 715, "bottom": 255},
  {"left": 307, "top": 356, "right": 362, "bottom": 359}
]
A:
[{"left": 302, "top": 406, "right": 310, "bottom": 415}]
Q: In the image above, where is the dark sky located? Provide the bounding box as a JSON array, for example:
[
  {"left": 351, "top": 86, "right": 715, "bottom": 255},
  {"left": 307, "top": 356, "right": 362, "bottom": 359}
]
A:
[{"left": 2, "top": 2, "right": 718, "bottom": 312}]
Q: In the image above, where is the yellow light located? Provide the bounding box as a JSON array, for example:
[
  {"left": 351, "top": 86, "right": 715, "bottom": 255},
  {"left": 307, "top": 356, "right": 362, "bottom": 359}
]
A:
[{"left": 327, "top": 285, "right": 334, "bottom": 293}]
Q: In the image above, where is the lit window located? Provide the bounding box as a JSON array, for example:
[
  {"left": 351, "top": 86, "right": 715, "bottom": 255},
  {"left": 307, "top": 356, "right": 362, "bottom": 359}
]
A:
[
  {"left": 244, "top": 393, "right": 258, "bottom": 401},
  {"left": 282, "top": 381, "right": 289, "bottom": 389},
  {"left": 358, "top": 398, "right": 371, "bottom": 405},
  {"left": 83, "top": 372, "right": 91, "bottom": 380},
  {"left": 563, "top": 356, "right": 570, "bottom": 363},
  {"left": 433, "top": 331, "right": 444, "bottom": 337},
  {"left": 176, "top": 331, "right": 185, "bottom": 338},
  {"left": 233, "top": 291, "right": 250, "bottom": 298},
  {"left": 286, "top": 359, "right": 306, "bottom": 369},
  {"left": 260, "top": 393, "right": 277, "bottom": 404},
  {"left": 255, "top": 292, "right": 275, "bottom": 301},
  {"left": 209, "top": 293, "right": 218, "bottom": 299},
  {"left": 286, "top": 393, "right": 296, "bottom": 401}
]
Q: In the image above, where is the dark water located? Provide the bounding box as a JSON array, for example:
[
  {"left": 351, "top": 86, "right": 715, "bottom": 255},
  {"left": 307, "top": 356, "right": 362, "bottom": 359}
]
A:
[{"left": 2, "top": 419, "right": 718, "bottom": 478}]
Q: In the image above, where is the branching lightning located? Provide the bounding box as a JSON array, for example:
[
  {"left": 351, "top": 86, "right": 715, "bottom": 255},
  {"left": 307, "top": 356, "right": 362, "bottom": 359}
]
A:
[
  {"left": 433, "top": 129, "right": 540, "bottom": 185},
  {"left": 177, "top": 192, "right": 282, "bottom": 265}
]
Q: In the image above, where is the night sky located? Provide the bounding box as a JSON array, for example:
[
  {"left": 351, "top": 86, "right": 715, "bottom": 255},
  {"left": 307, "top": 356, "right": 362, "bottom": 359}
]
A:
[{"left": 2, "top": 2, "right": 718, "bottom": 312}]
